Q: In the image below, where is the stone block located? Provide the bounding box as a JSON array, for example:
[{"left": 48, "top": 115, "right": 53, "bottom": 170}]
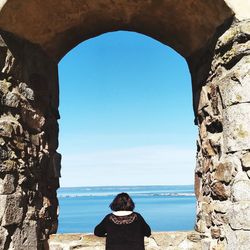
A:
[
  {"left": 234, "top": 171, "right": 249, "bottom": 182},
  {"left": 151, "top": 232, "right": 186, "bottom": 247},
  {"left": 30, "top": 133, "right": 42, "bottom": 146},
  {"left": 218, "top": 56, "right": 250, "bottom": 107},
  {"left": 0, "top": 226, "right": 8, "bottom": 250},
  {"left": 223, "top": 224, "right": 237, "bottom": 250},
  {"left": 211, "top": 212, "right": 226, "bottom": 226},
  {"left": 207, "top": 133, "right": 222, "bottom": 154},
  {"left": 18, "top": 82, "right": 34, "bottom": 100},
  {"left": 187, "top": 232, "right": 203, "bottom": 242},
  {"left": 0, "top": 113, "right": 23, "bottom": 138},
  {"left": 0, "top": 79, "right": 11, "bottom": 95},
  {"left": 232, "top": 180, "right": 250, "bottom": 201},
  {"left": 21, "top": 108, "right": 45, "bottom": 131},
  {"left": 25, "top": 206, "right": 38, "bottom": 220},
  {"left": 223, "top": 104, "right": 250, "bottom": 152},
  {"left": 195, "top": 219, "right": 207, "bottom": 233},
  {"left": 0, "top": 195, "right": 7, "bottom": 222},
  {"left": 178, "top": 239, "right": 201, "bottom": 250},
  {"left": 235, "top": 230, "right": 250, "bottom": 250},
  {"left": 200, "top": 239, "right": 211, "bottom": 250},
  {"left": 0, "top": 160, "right": 17, "bottom": 173},
  {"left": 211, "top": 182, "right": 230, "bottom": 200},
  {"left": 213, "top": 200, "right": 231, "bottom": 214},
  {"left": 202, "top": 140, "right": 216, "bottom": 156},
  {"left": 194, "top": 173, "right": 202, "bottom": 199},
  {"left": 80, "top": 235, "right": 106, "bottom": 247},
  {"left": 1, "top": 193, "right": 23, "bottom": 226},
  {"left": 1, "top": 49, "right": 16, "bottom": 75},
  {"left": 144, "top": 237, "right": 159, "bottom": 249},
  {"left": 0, "top": 147, "right": 8, "bottom": 161},
  {"left": 3, "top": 89, "right": 21, "bottom": 108},
  {"left": 198, "top": 86, "right": 210, "bottom": 111},
  {"left": 47, "top": 243, "right": 63, "bottom": 250},
  {"left": 228, "top": 201, "right": 250, "bottom": 230},
  {"left": 213, "top": 162, "right": 235, "bottom": 184},
  {"left": 10, "top": 221, "right": 39, "bottom": 249},
  {"left": 0, "top": 138, "right": 5, "bottom": 146},
  {"left": 211, "top": 227, "right": 221, "bottom": 239},
  {"left": 225, "top": 226, "right": 250, "bottom": 250},
  {"left": 213, "top": 242, "right": 226, "bottom": 250},
  {"left": 221, "top": 41, "right": 250, "bottom": 69},
  {"left": 199, "top": 121, "right": 207, "bottom": 140},
  {"left": 241, "top": 152, "right": 250, "bottom": 170},
  {"left": 0, "top": 174, "right": 16, "bottom": 194},
  {"left": 216, "top": 25, "right": 237, "bottom": 49}
]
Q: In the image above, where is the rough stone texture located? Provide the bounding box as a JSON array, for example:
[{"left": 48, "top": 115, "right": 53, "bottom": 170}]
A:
[
  {"left": 0, "top": 0, "right": 234, "bottom": 62},
  {"left": 0, "top": 226, "right": 8, "bottom": 250},
  {"left": 232, "top": 180, "right": 250, "bottom": 201},
  {"left": 218, "top": 56, "right": 250, "bottom": 107},
  {"left": 213, "top": 162, "right": 235, "bottom": 184},
  {"left": 227, "top": 202, "right": 250, "bottom": 230},
  {"left": 1, "top": 193, "right": 23, "bottom": 226},
  {"left": 234, "top": 230, "right": 250, "bottom": 250},
  {"left": 0, "top": 1, "right": 249, "bottom": 249},
  {"left": 194, "top": 19, "right": 250, "bottom": 249},
  {"left": 48, "top": 232, "right": 202, "bottom": 250},
  {"left": 0, "top": 31, "right": 60, "bottom": 249},
  {"left": 0, "top": 195, "right": 7, "bottom": 222},
  {"left": 223, "top": 104, "right": 250, "bottom": 152},
  {"left": 211, "top": 182, "right": 231, "bottom": 200},
  {"left": 0, "top": 174, "right": 15, "bottom": 194},
  {"left": 10, "top": 221, "right": 40, "bottom": 250},
  {"left": 223, "top": 226, "right": 250, "bottom": 250},
  {"left": 241, "top": 152, "right": 250, "bottom": 170}
]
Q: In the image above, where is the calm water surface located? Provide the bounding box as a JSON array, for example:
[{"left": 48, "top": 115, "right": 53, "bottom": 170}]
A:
[{"left": 58, "top": 185, "right": 196, "bottom": 233}]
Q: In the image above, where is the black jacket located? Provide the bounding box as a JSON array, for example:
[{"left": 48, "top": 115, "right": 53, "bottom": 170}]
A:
[{"left": 94, "top": 212, "right": 151, "bottom": 250}]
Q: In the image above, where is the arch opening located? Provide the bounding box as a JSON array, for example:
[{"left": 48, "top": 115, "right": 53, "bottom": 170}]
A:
[
  {"left": 1, "top": 1, "right": 249, "bottom": 249},
  {"left": 57, "top": 30, "right": 197, "bottom": 234}
]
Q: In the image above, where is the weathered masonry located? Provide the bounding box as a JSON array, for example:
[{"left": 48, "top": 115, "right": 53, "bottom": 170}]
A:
[{"left": 0, "top": 0, "right": 249, "bottom": 249}]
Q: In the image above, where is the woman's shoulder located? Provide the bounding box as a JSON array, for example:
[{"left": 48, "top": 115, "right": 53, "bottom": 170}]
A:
[
  {"left": 101, "top": 213, "right": 113, "bottom": 221},
  {"left": 105, "top": 213, "right": 113, "bottom": 219},
  {"left": 133, "top": 212, "right": 148, "bottom": 222},
  {"left": 133, "top": 212, "right": 143, "bottom": 217}
]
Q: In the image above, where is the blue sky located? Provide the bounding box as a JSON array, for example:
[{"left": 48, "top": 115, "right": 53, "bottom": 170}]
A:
[{"left": 58, "top": 31, "right": 197, "bottom": 187}]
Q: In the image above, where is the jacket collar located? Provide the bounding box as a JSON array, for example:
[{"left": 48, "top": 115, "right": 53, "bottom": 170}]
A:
[{"left": 112, "top": 211, "right": 133, "bottom": 216}]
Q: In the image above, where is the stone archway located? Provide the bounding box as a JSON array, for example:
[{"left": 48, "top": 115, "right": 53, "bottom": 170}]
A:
[{"left": 0, "top": 0, "right": 249, "bottom": 249}]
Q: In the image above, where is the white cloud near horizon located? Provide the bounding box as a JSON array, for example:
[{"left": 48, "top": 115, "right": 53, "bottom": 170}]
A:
[{"left": 60, "top": 145, "right": 196, "bottom": 187}]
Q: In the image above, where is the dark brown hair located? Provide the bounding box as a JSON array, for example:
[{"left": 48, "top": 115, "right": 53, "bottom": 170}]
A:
[{"left": 109, "top": 193, "right": 135, "bottom": 211}]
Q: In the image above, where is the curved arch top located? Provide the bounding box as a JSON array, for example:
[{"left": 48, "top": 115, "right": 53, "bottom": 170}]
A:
[{"left": 0, "top": 0, "right": 234, "bottom": 61}]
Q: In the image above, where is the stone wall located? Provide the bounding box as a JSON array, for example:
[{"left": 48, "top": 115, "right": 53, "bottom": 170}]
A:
[
  {"left": 48, "top": 232, "right": 203, "bottom": 250},
  {"left": 0, "top": 1, "right": 249, "bottom": 249},
  {"left": 0, "top": 31, "right": 60, "bottom": 249},
  {"left": 194, "top": 19, "right": 250, "bottom": 249}
]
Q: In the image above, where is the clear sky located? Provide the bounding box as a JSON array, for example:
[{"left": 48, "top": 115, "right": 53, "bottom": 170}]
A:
[{"left": 58, "top": 31, "right": 197, "bottom": 187}]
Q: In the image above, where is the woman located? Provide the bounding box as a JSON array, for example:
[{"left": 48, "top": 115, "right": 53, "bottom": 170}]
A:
[{"left": 94, "top": 192, "right": 151, "bottom": 250}]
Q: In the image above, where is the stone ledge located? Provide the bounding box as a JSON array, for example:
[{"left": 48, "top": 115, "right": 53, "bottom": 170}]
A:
[{"left": 48, "top": 231, "right": 202, "bottom": 250}]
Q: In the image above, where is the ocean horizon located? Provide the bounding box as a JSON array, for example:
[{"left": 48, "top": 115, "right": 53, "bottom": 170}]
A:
[{"left": 57, "top": 185, "right": 196, "bottom": 233}]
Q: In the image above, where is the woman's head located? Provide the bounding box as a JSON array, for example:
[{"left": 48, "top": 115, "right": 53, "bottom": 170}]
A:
[{"left": 109, "top": 193, "right": 135, "bottom": 211}]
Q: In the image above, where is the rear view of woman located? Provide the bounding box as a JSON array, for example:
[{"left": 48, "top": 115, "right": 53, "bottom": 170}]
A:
[{"left": 94, "top": 192, "right": 151, "bottom": 250}]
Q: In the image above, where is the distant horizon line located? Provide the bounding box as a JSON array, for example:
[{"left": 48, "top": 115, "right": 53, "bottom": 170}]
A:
[{"left": 59, "top": 184, "right": 194, "bottom": 188}]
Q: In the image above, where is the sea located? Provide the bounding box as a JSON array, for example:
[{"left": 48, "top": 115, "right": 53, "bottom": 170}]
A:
[{"left": 57, "top": 185, "right": 196, "bottom": 233}]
